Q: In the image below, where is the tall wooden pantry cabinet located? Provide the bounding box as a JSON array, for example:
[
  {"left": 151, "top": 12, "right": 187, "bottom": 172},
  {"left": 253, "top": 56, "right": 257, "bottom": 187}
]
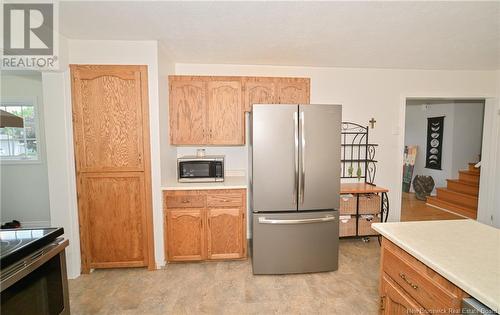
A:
[{"left": 70, "top": 65, "right": 155, "bottom": 273}]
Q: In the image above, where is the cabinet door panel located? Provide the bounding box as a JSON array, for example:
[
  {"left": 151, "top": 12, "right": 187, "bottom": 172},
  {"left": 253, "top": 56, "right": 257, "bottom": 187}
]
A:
[
  {"left": 277, "top": 79, "right": 310, "bottom": 104},
  {"left": 72, "top": 68, "right": 144, "bottom": 172},
  {"left": 71, "top": 65, "right": 154, "bottom": 273},
  {"left": 207, "top": 80, "right": 243, "bottom": 145},
  {"left": 166, "top": 209, "right": 206, "bottom": 261},
  {"left": 243, "top": 78, "right": 276, "bottom": 112},
  {"left": 80, "top": 173, "right": 147, "bottom": 268},
  {"left": 207, "top": 208, "right": 244, "bottom": 259},
  {"left": 382, "top": 274, "right": 423, "bottom": 315},
  {"left": 170, "top": 80, "right": 207, "bottom": 144}
]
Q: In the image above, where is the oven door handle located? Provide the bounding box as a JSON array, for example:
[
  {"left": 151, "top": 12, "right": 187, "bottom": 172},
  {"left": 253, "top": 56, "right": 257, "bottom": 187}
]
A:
[{"left": 0, "top": 239, "right": 69, "bottom": 292}]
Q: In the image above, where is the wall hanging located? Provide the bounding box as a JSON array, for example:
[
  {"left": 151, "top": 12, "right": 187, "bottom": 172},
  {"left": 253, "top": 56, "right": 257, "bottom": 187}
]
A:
[
  {"left": 402, "top": 145, "right": 417, "bottom": 192},
  {"left": 425, "top": 116, "right": 444, "bottom": 170}
]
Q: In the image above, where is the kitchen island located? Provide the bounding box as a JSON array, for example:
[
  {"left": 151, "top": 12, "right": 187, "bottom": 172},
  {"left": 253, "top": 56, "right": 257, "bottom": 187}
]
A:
[{"left": 372, "top": 219, "right": 499, "bottom": 314}]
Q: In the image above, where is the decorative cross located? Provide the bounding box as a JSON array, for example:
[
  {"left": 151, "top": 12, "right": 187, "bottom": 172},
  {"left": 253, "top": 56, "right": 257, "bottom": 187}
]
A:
[{"left": 369, "top": 117, "right": 377, "bottom": 129}]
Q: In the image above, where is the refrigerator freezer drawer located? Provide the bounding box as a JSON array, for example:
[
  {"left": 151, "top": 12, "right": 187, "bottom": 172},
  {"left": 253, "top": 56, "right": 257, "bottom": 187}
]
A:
[{"left": 252, "top": 211, "right": 339, "bottom": 274}]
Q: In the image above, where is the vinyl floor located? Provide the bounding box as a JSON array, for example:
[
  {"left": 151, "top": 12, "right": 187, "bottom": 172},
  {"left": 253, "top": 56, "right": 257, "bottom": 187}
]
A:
[{"left": 69, "top": 238, "right": 381, "bottom": 315}]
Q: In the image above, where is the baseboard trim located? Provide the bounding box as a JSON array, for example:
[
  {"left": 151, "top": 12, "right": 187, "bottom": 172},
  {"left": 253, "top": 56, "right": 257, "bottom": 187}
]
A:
[
  {"left": 156, "top": 260, "right": 166, "bottom": 269},
  {"left": 425, "top": 203, "right": 470, "bottom": 219}
]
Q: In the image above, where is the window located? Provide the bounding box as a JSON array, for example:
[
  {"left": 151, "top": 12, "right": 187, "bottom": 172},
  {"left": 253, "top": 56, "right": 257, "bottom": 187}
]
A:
[{"left": 0, "top": 99, "right": 40, "bottom": 161}]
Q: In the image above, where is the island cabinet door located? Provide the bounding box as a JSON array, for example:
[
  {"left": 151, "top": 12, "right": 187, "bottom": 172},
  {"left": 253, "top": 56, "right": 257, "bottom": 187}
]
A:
[
  {"left": 206, "top": 208, "right": 245, "bottom": 260},
  {"left": 381, "top": 274, "right": 423, "bottom": 315},
  {"left": 166, "top": 209, "right": 206, "bottom": 261}
]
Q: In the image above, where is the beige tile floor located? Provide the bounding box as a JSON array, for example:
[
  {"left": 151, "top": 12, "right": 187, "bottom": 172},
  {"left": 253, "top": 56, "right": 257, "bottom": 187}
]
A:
[{"left": 69, "top": 238, "right": 381, "bottom": 314}]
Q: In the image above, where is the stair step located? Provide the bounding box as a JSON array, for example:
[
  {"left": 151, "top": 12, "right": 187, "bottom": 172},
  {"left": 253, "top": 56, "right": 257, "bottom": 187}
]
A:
[
  {"left": 436, "top": 188, "right": 478, "bottom": 209},
  {"left": 426, "top": 196, "right": 477, "bottom": 219},
  {"left": 458, "top": 170, "right": 480, "bottom": 184},
  {"left": 446, "top": 179, "right": 479, "bottom": 196},
  {"left": 468, "top": 162, "right": 480, "bottom": 172}
]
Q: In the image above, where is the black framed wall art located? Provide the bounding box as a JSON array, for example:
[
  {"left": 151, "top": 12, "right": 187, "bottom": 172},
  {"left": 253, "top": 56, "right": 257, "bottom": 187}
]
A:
[{"left": 425, "top": 116, "right": 444, "bottom": 170}]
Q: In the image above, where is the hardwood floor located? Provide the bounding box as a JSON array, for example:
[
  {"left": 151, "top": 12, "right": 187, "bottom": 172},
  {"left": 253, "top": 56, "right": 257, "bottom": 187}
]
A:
[
  {"left": 69, "top": 239, "right": 380, "bottom": 314},
  {"left": 401, "top": 192, "right": 464, "bottom": 222}
]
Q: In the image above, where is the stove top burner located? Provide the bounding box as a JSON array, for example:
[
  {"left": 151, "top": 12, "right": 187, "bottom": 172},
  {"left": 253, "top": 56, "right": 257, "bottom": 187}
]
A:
[{"left": 0, "top": 228, "right": 64, "bottom": 269}]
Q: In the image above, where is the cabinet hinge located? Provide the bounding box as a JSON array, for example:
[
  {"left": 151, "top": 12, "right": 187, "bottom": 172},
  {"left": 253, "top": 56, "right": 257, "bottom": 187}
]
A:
[{"left": 380, "top": 296, "right": 385, "bottom": 311}]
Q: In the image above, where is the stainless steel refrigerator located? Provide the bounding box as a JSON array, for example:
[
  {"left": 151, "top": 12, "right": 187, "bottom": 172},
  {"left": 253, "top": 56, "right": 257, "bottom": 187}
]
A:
[{"left": 250, "top": 104, "right": 341, "bottom": 274}]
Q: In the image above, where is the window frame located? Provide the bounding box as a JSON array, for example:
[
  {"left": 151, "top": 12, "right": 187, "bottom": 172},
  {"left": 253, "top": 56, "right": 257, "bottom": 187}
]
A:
[{"left": 0, "top": 96, "right": 42, "bottom": 164}]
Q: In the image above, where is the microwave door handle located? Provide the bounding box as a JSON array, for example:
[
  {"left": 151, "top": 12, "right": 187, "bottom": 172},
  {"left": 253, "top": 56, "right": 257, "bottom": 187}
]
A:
[
  {"left": 210, "top": 161, "right": 215, "bottom": 178},
  {"left": 300, "top": 111, "right": 305, "bottom": 205},
  {"left": 294, "top": 112, "right": 299, "bottom": 205}
]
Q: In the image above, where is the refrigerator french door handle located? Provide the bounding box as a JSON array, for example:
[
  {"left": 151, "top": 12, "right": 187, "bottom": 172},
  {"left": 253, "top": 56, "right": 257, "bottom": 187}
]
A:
[
  {"left": 300, "top": 111, "right": 306, "bottom": 205},
  {"left": 258, "top": 215, "right": 336, "bottom": 225},
  {"left": 293, "top": 112, "right": 299, "bottom": 204}
]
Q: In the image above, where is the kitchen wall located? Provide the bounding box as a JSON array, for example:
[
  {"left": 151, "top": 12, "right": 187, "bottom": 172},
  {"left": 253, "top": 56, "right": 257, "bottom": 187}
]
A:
[
  {"left": 477, "top": 96, "right": 500, "bottom": 228},
  {"left": 174, "top": 63, "right": 498, "bottom": 222},
  {"left": 496, "top": 72, "right": 500, "bottom": 228},
  {"left": 451, "top": 102, "right": 484, "bottom": 175},
  {"left": 176, "top": 142, "right": 250, "bottom": 172},
  {"left": 1, "top": 72, "right": 51, "bottom": 226},
  {"left": 404, "top": 100, "right": 484, "bottom": 194},
  {"left": 158, "top": 46, "right": 176, "bottom": 264}
]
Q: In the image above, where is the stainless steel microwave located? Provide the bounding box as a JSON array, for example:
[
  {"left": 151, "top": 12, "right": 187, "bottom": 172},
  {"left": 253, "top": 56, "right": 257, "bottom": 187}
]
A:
[{"left": 178, "top": 155, "right": 224, "bottom": 182}]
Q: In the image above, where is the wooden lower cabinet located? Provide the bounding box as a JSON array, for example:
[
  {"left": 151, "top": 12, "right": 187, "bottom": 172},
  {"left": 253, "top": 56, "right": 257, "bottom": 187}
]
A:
[
  {"left": 379, "top": 238, "right": 467, "bottom": 314},
  {"left": 164, "top": 189, "right": 246, "bottom": 262},
  {"left": 207, "top": 208, "right": 245, "bottom": 260},
  {"left": 166, "top": 209, "right": 206, "bottom": 261},
  {"left": 381, "top": 274, "right": 423, "bottom": 314}
]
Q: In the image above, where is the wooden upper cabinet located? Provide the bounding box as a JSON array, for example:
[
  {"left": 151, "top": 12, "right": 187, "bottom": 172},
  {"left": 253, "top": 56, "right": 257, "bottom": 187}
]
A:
[
  {"left": 169, "top": 80, "right": 207, "bottom": 145},
  {"left": 276, "top": 78, "right": 310, "bottom": 104},
  {"left": 168, "top": 75, "right": 310, "bottom": 145},
  {"left": 72, "top": 66, "right": 145, "bottom": 172},
  {"left": 243, "top": 77, "right": 276, "bottom": 112},
  {"left": 207, "top": 80, "right": 243, "bottom": 145}
]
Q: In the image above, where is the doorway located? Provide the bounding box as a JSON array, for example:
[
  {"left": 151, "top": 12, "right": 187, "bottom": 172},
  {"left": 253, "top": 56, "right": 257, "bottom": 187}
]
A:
[{"left": 401, "top": 98, "right": 485, "bottom": 221}]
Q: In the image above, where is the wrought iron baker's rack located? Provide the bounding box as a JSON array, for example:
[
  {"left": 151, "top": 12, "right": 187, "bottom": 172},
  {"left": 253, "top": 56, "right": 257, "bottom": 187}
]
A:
[{"left": 341, "top": 122, "right": 389, "bottom": 223}]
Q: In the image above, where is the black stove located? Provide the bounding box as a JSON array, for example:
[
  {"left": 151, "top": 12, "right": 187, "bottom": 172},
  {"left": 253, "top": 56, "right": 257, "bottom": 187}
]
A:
[{"left": 0, "top": 227, "right": 64, "bottom": 269}]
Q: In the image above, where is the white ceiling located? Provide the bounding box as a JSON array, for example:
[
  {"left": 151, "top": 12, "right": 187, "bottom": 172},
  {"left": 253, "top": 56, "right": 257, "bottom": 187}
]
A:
[{"left": 59, "top": 1, "right": 500, "bottom": 70}]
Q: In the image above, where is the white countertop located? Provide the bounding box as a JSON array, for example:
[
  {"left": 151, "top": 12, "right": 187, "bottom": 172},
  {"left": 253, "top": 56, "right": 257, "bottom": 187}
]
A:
[
  {"left": 161, "top": 176, "right": 247, "bottom": 190},
  {"left": 372, "top": 220, "right": 500, "bottom": 313}
]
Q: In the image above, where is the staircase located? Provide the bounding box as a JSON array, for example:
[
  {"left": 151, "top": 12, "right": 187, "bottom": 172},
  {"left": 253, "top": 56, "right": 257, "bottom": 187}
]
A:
[{"left": 426, "top": 163, "right": 479, "bottom": 219}]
